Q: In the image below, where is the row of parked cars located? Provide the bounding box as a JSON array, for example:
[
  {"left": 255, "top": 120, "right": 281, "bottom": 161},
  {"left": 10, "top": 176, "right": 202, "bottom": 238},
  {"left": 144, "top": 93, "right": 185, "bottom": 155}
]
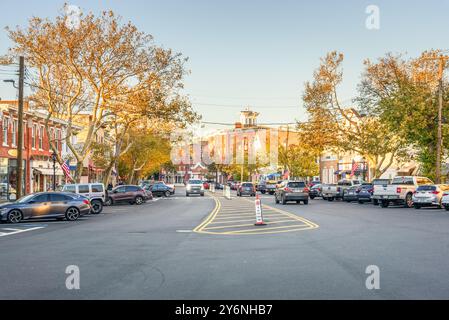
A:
[
  {"left": 0, "top": 181, "right": 175, "bottom": 224},
  {"left": 311, "top": 176, "right": 449, "bottom": 210}
]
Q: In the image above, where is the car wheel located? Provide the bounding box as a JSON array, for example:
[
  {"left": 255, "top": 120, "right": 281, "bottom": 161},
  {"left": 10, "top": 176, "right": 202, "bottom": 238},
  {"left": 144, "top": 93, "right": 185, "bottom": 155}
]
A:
[
  {"left": 445, "top": 206, "right": 449, "bottom": 211},
  {"left": 373, "top": 199, "right": 379, "bottom": 206},
  {"left": 303, "top": 200, "right": 309, "bottom": 205},
  {"left": 7, "top": 210, "right": 23, "bottom": 224},
  {"left": 281, "top": 195, "right": 287, "bottom": 205},
  {"left": 404, "top": 193, "right": 413, "bottom": 208},
  {"left": 358, "top": 200, "right": 364, "bottom": 204},
  {"left": 201, "top": 193, "right": 205, "bottom": 197},
  {"left": 135, "top": 196, "right": 144, "bottom": 205},
  {"left": 91, "top": 200, "right": 103, "bottom": 214},
  {"left": 328, "top": 197, "right": 334, "bottom": 202},
  {"left": 105, "top": 198, "right": 113, "bottom": 206},
  {"left": 414, "top": 204, "right": 421, "bottom": 210},
  {"left": 323, "top": 197, "right": 327, "bottom": 200},
  {"left": 261, "top": 191, "right": 266, "bottom": 194},
  {"left": 275, "top": 195, "right": 280, "bottom": 204},
  {"left": 65, "top": 207, "right": 80, "bottom": 221},
  {"left": 186, "top": 193, "right": 189, "bottom": 197},
  {"left": 380, "top": 200, "right": 389, "bottom": 208},
  {"left": 310, "top": 196, "right": 315, "bottom": 200},
  {"left": 164, "top": 191, "right": 171, "bottom": 197}
]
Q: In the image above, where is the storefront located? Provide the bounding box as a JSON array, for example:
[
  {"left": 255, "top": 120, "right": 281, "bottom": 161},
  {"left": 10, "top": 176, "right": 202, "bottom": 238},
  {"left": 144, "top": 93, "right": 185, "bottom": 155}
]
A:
[
  {"left": 0, "top": 158, "right": 26, "bottom": 201},
  {"left": 31, "top": 159, "right": 64, "bottom": 192}
]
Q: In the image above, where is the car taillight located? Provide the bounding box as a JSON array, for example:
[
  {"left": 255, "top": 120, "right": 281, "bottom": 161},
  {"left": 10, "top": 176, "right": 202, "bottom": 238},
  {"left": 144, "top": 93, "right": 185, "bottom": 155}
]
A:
[
  {"left": 443, "top": 193, "right": 449, "bottom": 196},
  {"left": 284, "top": 187, "right": 292, "bottom": 193},
  {"left": 303, "top": 187, "right": 309, "bottom": 192},
  {"left": 432, "top": 191, "right": 440, "bottom": 195},
  {"left": 83, "top": 199, "right": 90, "bottom": 205},
  {"left": 356, "top": 188, "right": 361, "bottom": 193},
  {"left": 318, "top": 188, "right": 321, "bottom": 192},
  {"left": 396, "top": 187, "right": 402, "bottom": 194},
  {"left": 413, "top": 191, "right": 417, "bottom": 194}
]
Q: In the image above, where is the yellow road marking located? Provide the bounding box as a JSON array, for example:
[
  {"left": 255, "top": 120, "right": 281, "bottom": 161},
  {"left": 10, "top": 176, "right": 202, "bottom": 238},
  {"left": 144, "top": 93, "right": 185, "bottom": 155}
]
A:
[
  {"left": 193, "top": 194, "right": 319, "bottom": 235},
  {"left": 203, "top": 219, "right": 299, "bottom": 230}
]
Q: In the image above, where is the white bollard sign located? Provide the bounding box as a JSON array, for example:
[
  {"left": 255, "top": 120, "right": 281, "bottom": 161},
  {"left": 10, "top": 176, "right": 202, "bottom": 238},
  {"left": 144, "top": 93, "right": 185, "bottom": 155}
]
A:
[{"left": 254, "top": 196, "right": 266, "bottom": 226}]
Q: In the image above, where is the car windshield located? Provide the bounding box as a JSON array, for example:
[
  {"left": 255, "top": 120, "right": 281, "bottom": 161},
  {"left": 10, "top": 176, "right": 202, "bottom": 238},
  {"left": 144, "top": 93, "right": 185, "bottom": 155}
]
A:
[
  {"left": 373, "top": 179, "right": 390, "bottom": 185},
  {"left": 16, "top": 194, "right": 37, "bottom": 203},
  {"left": 416, "top": 185, "right": 437, "bottom": 191},
  {"left": 288, "top": 182, "right": 306, "bottom": 188},
  {"left": 188, "top": 180, "right": 202, "bottom": 184},
  {"left": 242, "top": 183, "right": 253, "bottom": 187}
]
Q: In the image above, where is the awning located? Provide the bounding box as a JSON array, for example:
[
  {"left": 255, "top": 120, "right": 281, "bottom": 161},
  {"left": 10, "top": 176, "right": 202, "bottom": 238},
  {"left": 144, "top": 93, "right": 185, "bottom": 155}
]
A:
[{"left": 33, "top": 168, "right": 64, "bottom": 176}]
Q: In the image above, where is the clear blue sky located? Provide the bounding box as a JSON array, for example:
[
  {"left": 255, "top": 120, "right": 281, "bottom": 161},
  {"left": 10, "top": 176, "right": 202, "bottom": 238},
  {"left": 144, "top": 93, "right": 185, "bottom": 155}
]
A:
[{"left": 1, "top": 0, "right": 449, "bottom": 128}]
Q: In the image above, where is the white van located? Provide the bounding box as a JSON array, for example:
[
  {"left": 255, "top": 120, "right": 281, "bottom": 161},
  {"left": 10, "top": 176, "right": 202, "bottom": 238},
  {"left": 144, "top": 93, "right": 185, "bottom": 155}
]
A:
[{"left": 62, "top": 183, "right": 106, "bottom": 214}]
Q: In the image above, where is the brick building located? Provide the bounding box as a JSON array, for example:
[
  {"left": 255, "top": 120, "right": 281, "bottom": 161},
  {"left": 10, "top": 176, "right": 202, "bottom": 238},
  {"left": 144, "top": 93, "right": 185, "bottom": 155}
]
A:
[{"left": 0, "top": 101, "right": 67, "bottom": 200}]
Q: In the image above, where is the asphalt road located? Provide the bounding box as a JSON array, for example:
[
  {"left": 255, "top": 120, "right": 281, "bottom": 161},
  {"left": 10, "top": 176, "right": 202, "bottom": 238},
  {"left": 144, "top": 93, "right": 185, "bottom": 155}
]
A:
[{"left": 1, "top": 187, "right": 449, "bottom": 299}]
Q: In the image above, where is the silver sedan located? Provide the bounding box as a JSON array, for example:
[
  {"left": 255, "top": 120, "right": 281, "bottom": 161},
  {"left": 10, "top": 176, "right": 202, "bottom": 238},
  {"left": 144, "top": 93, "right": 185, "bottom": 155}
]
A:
[{"left": 0, "top": 192, "right": 91, "bottom": 223}]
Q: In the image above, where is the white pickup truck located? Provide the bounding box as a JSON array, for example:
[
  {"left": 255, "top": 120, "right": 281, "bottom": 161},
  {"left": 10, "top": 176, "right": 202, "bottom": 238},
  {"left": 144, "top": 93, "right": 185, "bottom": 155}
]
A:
[
  {"left": 322, "top": 179, "right": 362, "bottom": 201},
  {"left": 372, "top": 176, "right": 434, "bottom": 208}
]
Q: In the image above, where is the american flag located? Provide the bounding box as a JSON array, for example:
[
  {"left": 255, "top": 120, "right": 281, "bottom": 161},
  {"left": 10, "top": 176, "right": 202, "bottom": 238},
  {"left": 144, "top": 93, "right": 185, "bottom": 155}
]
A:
[
  {"left": 350, "top": 161, "right": 359, "bottom": 176},
  {"left": 61, "top": 160, "right": 73, "bottom": 182}
]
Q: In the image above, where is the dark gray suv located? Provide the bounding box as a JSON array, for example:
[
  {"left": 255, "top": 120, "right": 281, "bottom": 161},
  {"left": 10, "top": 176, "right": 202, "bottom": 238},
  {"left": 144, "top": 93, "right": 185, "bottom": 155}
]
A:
[{"left": 275, "top": 181, "right": 309, "bottom": 205}]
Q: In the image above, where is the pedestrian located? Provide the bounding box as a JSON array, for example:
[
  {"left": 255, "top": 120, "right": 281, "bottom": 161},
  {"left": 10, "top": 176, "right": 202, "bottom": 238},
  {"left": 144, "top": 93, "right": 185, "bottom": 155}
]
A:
[{"left": 107, "top": 183, "right": 113, "bottom": 191}]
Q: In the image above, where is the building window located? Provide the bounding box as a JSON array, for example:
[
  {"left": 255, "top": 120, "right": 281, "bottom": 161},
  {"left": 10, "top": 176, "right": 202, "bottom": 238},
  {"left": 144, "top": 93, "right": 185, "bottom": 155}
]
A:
[
  {"left": 39, "top": 125, "right": 44, "bottom": 150},
  {"left": 11, "top": 120, "right": 17, "bottom": 147},
  {"left": 2, "top": 117, "right": 9, "bottom": 146},
  {"left": 31, "top": 124, "right": 35, "bottom": 149}
]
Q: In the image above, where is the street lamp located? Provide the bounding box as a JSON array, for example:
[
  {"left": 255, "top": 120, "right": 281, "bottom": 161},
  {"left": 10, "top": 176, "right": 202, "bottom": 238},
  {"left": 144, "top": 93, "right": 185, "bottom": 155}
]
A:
[
  {"left": 51, "top": 152, "right": 57, "bottom": 191},
  {"left": 3, "top": 79, "right": 18, "bottom": 89}
]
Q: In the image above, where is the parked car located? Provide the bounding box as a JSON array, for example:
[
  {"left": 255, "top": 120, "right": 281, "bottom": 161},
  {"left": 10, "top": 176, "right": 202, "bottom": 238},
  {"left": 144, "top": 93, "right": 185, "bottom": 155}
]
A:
[
  {"left": 373, "top": 176, "right": 433, "bottom": 208},
  {"left": 322, "top": 180, "right": 362, "bottom": 201},
  {"left": 265, "top": 180, "right": 278, "bottom": 195},
  {"left": 320, "top": 184, "right": 335, "bottom": 200},
  {"left": 155, "top": 181, "right": 175, "bottom": 194},
  {"left": 440, "top": 188, "right": 449, "bottom": 211},
  {"left": 342, "top": 186, "right": 360, "bottom": 202},
  {"left": 0, "top": 192, "right": 91, "bottom": 223},
  {"left": 370, "top": 179, "right": 391, "bottom": 205},
  {"left": 412, "top": 184, "right": 449, "bottom": 209},
  {"left": 309, "top": 180, "right": 321, "bottom": 188},
  {"left": 214, "top": 182, "right": 224, "bottom": 190},
  {"left": 256, "top": 180, "right": 267, "bottom": 194},
  {"left": 237, "top": 182, "right": 256, "bottom": 197},
  {"left": 105, "top": 185, "right": 149, "bottom": 205},
  {"left": 62, "top": 183, "right": 107, "bottom": 214},
  {"left": 275, "top": 181, "right": 309, "bottom": 205},
  {"left": 147, "top": 183, "right": 173, "bottom": 197},
  {"left": 309, "top": 184, "right": 322, "bottom": 199},
  {"left": 186, "top": 179, "right": 205, "bottom": 196},
  {"left": 356, "top": 183, "right": 374, "bottom": 204}
]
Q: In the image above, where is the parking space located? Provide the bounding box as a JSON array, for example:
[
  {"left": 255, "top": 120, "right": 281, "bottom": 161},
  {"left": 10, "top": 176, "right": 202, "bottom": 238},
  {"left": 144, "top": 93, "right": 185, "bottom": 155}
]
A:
[
  {"left": 194, "top": 192, "right": 319, "bottom": 235},
  {"left": 0, "top": 224, "right": 46, "bottom": 237}
]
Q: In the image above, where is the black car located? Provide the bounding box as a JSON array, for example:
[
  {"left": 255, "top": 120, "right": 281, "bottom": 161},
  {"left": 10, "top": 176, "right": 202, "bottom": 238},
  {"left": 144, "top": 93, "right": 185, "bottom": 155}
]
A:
[
  {"left": 256, "top": 181, "right": 267, "bottom": 194},
  {"left": 356, "top": 183, "right": 374, "bottom": 204},
  {"left": 147, "top": 184, "right": 174, "bottom": 197},
  {"left": 214, "top": 182, "right": 224, "bottom": 190},
  {"left": 309, "top": 184, "right": 322, "bottom": 199},
  {"left": 342, "top": 186, "right": 359, "bottom": 202}
]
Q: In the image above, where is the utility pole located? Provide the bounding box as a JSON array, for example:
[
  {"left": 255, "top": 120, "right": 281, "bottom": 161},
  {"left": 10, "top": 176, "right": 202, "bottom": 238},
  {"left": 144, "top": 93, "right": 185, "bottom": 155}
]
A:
[
  {"left": 420, "top": 54, "right": 449, "bottom": 184},
  {"left": 17, "top": 56, "right": 24, "bottom": 199}
]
